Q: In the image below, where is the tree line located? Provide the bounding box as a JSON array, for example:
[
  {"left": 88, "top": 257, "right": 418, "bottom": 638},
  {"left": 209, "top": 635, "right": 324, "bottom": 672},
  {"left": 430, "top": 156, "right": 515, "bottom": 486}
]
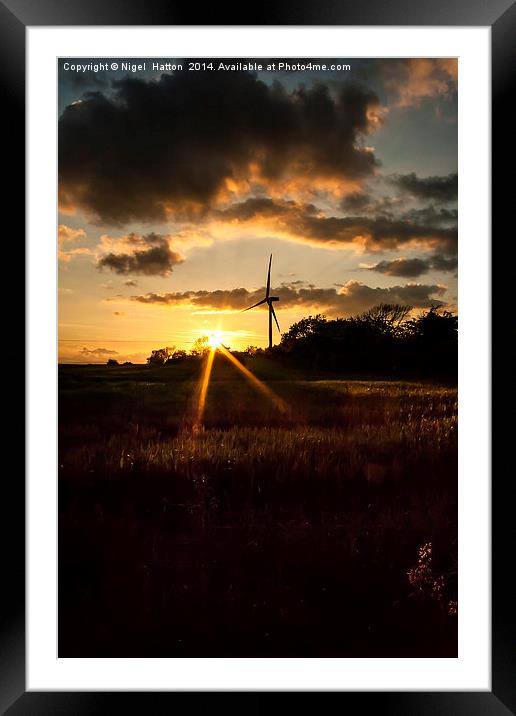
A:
[
  {"left": 270, "top": 304, "right": 457, "bottom": 379},
  {"left": 145, "top": 337, "right": 210, "bottom": 365},
  {"left": 109, "top": 304, "right": 457, "bottom": 380}
]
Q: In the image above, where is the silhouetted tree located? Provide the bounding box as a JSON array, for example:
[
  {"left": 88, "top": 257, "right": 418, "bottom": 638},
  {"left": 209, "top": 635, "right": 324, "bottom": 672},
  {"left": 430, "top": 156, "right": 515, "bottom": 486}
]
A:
[
  {"left": 244, "top": 345, "right": 263, "bottom": 355},
  {"left": 147, "top": 347, "right": 174, "bottom": 365},
  {"left": 164, "top": 349, "right": 188, "bottom": 364},
  {"left": 106, "top": 358, "right": 119, "bottom": 366},
  {"left": 403, "top": 307, "right": 458, "bottom": 378},
  {"left": 405, "top": 306, "right": 457, "bottom": 342},
  {"left": 190, "top": 336, "right": 210, "bottom": 357},
  {"left": 358, "top": 304, "right": 411, "bottom": 335},
  {"left": 276, "top": 305, "right": 457, "bottom": 379},
  {"left": 281, "top": 314, "right": 327, "bottom": 343}
]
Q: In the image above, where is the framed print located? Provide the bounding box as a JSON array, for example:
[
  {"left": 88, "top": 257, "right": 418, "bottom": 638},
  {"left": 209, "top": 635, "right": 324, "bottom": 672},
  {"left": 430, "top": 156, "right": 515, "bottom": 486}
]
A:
[{"left": 2, "top": 0, "right": 512, "bottom": 709}]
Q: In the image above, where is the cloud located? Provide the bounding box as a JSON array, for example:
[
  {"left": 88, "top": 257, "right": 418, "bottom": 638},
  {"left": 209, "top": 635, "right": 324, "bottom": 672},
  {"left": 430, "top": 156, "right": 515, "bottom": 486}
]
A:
[
  {"left": 288, "top": 213, "right": 455, "bottom": 251},
  {"left": 62, "top": 69, "right": 108, "bottom": 90},
  {"left": 79, "top": 346, "right": 118, "bottom": 357},
  {"left": 58, "top": 224, "right": 85, "bottom": 244},
  {"left": 98, "top": 246, "right": 181, "bottom": 276},
  {"left": 131, "top": 287, "right": 252, "bottom": 309},
  {"left": 58, "top": 223, "right": 91, "bottom": 262},
  {"left": 340, "top": 191, "right": 413, "bottom": 219},
  {"left": 332, "top": 281, "right": 446, "bottom": 313},
  {"left": 340, "top": 192, "right": 373, "bottom": 211},
  {"left": 402, "top": 205, "right": 457, "bottom": 225},
  {"left": 367, "top": 253, "right": 458, "bottom": 278},
  {"left": 59, "top": 70, "right": 380, "bottom": 224},
  {"left": 129, "top": 280, "right": 446, "bottom": 316},
  {"left": 97, "top": 233, "right": 184, "bottom": 276},
  {"left": 429, "top": 253, "right": 458, "bottom": 272},
  {"left": 216, "top": 197, "right": 457, "bottom": 253},
  {"left": 389, "top": 173, "right": 457, "bottom": 202},
  {"left": 124, "top": 279, "right": 138, "bottom": 287},
  {"left": 215, "top": 197, "right": 312, "bottom": 221},
  {"left": 379, "top": 59, "right": 457, "bottom": 108},
  {"left": 367, "top": 257, "right": 431, "bottom": 278}
]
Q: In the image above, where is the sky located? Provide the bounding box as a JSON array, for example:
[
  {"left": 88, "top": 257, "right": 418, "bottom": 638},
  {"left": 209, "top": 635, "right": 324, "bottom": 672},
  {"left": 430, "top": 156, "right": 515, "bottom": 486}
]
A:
[{"left": 58, "top": 58, "right": 457, "bottom": 363}]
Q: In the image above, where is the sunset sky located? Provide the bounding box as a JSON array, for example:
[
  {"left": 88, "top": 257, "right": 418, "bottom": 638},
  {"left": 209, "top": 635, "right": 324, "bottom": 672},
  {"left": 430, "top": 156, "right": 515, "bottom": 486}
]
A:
[{"left": 58, "top": 58, "right": 457, "bottom": 363}]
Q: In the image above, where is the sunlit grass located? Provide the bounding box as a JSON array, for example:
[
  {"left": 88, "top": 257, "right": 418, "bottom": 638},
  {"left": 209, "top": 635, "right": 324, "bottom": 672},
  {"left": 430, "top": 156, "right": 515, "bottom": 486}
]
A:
[
  {"left": 61, "top": 384, "right": 457, "bottom": 479},
  {"left": 58, "top": 363, "right": 458, "bottom": 657}
]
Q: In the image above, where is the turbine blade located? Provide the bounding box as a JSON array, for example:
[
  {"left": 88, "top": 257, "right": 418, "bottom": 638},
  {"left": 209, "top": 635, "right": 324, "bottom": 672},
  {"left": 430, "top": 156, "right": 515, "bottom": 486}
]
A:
[
  {"left": 271, "top": 304, "right": 280, "bottom": 333},
  {"left": 243, "top": 297, "right": 267, "bottom": 312},
  {"left": 266, "top": 254, "right": 272, "bottom": 298}
]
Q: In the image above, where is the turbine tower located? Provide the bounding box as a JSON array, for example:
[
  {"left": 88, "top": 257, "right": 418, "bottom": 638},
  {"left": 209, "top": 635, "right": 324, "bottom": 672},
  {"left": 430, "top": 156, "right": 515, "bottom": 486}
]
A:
[{"left": 243, "top": 254, "right": 280, "bottom": 349}]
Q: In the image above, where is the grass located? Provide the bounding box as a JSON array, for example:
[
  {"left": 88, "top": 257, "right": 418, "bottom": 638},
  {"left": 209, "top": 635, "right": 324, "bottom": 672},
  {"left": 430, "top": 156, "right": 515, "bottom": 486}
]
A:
[{"left": 59, "top": 356, "right": 457, "bottom": 657}]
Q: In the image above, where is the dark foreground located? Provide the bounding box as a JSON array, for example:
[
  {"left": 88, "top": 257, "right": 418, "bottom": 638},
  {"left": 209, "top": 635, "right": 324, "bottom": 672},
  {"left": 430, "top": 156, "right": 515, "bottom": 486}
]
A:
[{"left": 59, "top": 358, "right": 457, "bottom": 657}]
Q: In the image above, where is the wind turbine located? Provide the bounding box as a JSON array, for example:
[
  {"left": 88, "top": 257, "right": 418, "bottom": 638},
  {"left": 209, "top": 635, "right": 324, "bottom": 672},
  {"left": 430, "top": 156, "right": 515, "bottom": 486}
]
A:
[{"left": 243, "top": 254, "right": 280, "bottom": 349}]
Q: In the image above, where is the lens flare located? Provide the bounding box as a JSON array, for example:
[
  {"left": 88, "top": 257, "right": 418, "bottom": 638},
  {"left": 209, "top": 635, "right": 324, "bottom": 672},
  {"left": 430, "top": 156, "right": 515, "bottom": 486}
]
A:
[
  {"left": 190, "top": 342, "right": 289, "bottom": 432},
  {"left": 218, "top": 345, "right": 289, "bottom": 415},
  {"left": 207, "top": 331, "right": 223, "bottom": 350},
  {"left": 192, "top": 348, "right": 215, "bottom": 431}
]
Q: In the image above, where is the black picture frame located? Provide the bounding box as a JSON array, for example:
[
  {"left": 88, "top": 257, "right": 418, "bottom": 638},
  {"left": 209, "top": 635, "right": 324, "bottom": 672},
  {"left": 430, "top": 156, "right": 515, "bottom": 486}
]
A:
[{"left": 2, "top": 0, "right": 511, "bottom": 710}]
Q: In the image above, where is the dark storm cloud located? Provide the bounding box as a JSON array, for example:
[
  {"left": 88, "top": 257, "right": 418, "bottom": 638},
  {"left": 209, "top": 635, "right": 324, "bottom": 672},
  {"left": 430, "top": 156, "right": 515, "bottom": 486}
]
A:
[
  {"left": 65, "top": 70, "right": 107, "bottom": 90},
  {"left": 340, "top": 192, "right": 372, "bottom": 211},
  {"left": 97, "top": 234, "right": 184, "bottom": 276},
  {"left": 58, "top": 70, "right": 380, "bottom": 224},
  {"left": 340, "top": 192, "right": 408, "bottom": 218},
  {"left": 430, "top": 253, "right": 458, "bottom": 272},
  {"left": 129, "top": 281, "right": 446, "bottom": 316},
  {"left": 389, "top": 173, "right": 458, "bottom": 202},
  {"left": 402, "top": 205, "right": 458, "bottom": 225},
  {"left": 368, "top": 253, "right": 458, "bottom": 278}
]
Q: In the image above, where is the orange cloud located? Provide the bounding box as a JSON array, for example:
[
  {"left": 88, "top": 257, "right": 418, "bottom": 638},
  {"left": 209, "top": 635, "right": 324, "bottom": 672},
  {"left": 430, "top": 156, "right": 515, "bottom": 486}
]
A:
[
  {"left": 58, "top": 224, "right": 91, "bottom": 262},
  {"left": 59, "top": 73, "right": 381, "bottom": 225},
  {"left": 207, "top": 198, "right": 457, "bottom": 254},
  {"left": 382, "top": 59, "right": 457, "bottom": 108},
  {"left": 125, "top": 280, "right": 448, "bottom": 317}
]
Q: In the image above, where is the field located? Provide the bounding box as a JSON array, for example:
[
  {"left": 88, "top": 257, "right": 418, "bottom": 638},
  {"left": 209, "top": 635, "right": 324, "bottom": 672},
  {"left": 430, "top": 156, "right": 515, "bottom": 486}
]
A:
[{"left": 58, "top": 356, "right": 457, "bottom": 657}]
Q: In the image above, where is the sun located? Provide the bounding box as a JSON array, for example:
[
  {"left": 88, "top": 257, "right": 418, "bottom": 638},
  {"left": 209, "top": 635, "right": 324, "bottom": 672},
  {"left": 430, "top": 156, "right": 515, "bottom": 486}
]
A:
[{"left": 207, "top": 331, "right": 224, "bottom": 350}]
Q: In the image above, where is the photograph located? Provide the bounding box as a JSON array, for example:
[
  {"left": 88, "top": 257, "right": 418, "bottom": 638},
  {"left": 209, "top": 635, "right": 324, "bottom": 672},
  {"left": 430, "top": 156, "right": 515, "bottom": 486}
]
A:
[{"left": 57, "top": 56, "right": 458, "bottom": 658}]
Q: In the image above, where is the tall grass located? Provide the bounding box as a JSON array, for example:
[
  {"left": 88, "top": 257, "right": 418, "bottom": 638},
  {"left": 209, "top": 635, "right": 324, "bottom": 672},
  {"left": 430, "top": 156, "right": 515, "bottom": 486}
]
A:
[{"left": 59, "top": 362, "right": 457, "bottom": 657}]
